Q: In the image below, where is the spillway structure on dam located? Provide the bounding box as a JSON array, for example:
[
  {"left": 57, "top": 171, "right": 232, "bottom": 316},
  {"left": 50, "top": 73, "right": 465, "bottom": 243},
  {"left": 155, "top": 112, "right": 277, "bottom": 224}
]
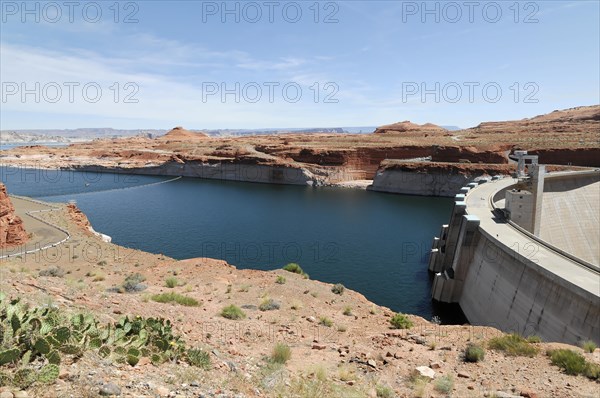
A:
[{"left": 428, "top": 151, "right": 600, "bottom": 345}]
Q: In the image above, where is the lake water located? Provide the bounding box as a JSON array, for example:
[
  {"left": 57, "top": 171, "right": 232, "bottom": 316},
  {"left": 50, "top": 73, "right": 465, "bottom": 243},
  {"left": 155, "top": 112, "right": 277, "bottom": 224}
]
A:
[
  {"left": 0, "top": 143, "right": 70, "bottom": 151},
  {"left": 0, "top": 166, "right": 464, "bottom": 322}
]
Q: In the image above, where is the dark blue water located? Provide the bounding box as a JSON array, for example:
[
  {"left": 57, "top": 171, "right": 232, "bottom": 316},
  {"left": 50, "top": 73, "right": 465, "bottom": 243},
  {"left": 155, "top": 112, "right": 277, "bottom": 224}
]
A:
[{"left": 1, "top": 166, "right": 461, "bottom": 322}]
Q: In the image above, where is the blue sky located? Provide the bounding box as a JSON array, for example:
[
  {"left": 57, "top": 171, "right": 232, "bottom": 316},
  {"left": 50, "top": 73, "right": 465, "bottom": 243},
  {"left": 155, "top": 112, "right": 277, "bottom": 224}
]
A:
[{"left": 1, "top": 0, "right": 598, "bottom": 130}]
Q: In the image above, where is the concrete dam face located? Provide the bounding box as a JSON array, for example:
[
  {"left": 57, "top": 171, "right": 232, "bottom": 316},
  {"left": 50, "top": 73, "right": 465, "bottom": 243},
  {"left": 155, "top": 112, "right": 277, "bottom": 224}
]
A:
[{"left": 428, "top": 167, "right": 600, "bottom": 345}]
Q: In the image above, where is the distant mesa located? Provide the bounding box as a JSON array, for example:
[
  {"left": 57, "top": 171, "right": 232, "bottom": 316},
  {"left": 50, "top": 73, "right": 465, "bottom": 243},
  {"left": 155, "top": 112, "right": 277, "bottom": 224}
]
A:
[
  {"left": 157, "top": 126, "right": 209, "bottom": 141},
  {"left": 373, "top": 121, "right": 447, "bottom": 134}
]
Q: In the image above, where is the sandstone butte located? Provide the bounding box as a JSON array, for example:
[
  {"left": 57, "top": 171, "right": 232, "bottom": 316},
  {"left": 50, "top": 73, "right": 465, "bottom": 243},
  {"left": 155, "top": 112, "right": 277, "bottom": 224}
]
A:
[{"left": 0, "top": 183, "right": 28, "bottom": 248}]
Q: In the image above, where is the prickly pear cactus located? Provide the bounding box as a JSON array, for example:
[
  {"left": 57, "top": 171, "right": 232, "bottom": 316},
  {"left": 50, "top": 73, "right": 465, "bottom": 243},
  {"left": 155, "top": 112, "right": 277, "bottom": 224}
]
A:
[
  {"left": 0, "top": 348, "right": 20, "bottom": 366},
  {"left": 21, "top": 350, "right": 32, "bottom": 366},
  {"left": 37, "top": 364, "right": 60, "bottom": 384},
  {"left": 127, "top": 354, "right": 139, "bottom": 366},
  {"left": 53, "top": 326, "right": 70, "bottom": 343},
  {"left": 34, "top": 337, "right": 51, "bottom": 354},
  {"left": 12, "top": 368, "right": 36, "bottom": 389},
  {"left": 0, "top": 371, "right": 11, "bottom": 387},
  {"left": 45, "top": 349, "right": 61, "bottom": 365}
]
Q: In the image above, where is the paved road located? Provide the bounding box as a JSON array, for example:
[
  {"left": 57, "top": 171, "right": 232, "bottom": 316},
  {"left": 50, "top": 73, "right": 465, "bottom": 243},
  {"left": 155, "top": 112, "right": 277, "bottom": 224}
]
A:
[
  {"left": 0, "top": 197, "right": 69, "bottom": 259},
  {"left": 465, "top": 178, "right": 600, "bottom": 297}
]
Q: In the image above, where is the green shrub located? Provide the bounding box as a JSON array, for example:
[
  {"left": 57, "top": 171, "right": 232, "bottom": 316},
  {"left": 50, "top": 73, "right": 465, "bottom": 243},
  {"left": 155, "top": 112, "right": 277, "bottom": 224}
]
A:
[
  {"left": 275, "top": 275, "right": 286, "bottom": 284},
  {"left": 331, "top": 283, "right": 345, "bottom": 295},
  {"left": 585, "top": 363, "right": 600, "bottom": 379},
  {"left": 582, "top": 340, "right": 597, "bottom": 353},
  {"left": 282, "top": 263, "right": 309, "bottom": 278},
  {"left": 527, "top": 335, "right": 542, "bottom": 343},
  {"left": 375, "top": 384, "right": 393, "bottom": 398},
  {"left": 464, "top": 343, "right": 485, "bottom": 362},
  {"left": 271, "top": 343, "right": 291, "bottom": 364},
  {"left": 187, "top": 348, "right": 211, "bottom": 369},
  {"left": 549, "top": 349, "right": 588, "bottom": 375},
  {"left": 221, "top": 305, "right": 246, "bottom": 320},
  {"left": 488, "top": 333, "right": 539, "bottom": 357},
  {"left": 120, "top": 273, "right": 147, "bottom": 293},
  {"left": 319, "top": 316, "right": 333, "bottom": 327},
  {"left": 151, "top": 292, "right": 199, "bottom": 307},
  {"left": 390, "top": 313, "right": 413, "bottom": 329},
  {"left": 259, "top": 298, "right": 280, "bottom": 311},
  {"left": 343, "top": 306, "right": 352, "bottom": 316},
  {"left": 434, "top": 375, "right": 454, "bottom": 393},
  {"left": 39, "top": 267, "right": 65, "bottom": 278},
  {"left": 165, "top": 277, "right": 179, "bottom": 288}
]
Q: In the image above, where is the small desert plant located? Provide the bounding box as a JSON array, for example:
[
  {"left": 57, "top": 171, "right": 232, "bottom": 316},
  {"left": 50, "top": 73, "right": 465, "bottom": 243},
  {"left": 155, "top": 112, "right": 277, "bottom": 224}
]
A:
[
  {"left": 527, "top": 335, "right": 542, "bottom": 343},
  {"left": 282, "top": 263, "right": 309, "bottom": 278},
  {"left": 343, "top": 306, "right": 352, "bottom": 316},
  {"left": 275, "top": 275, "right": 286, "bottom": 284},
  {"left": 97, "top": 260, "right": 107, "bottom": 266},
  {"left": 92, "top": 273, "right": 106, "bottom": 282},
  {"left": 337, "top": 324, "right": 347, "bottom": 332},
  {"left": 319, "top": 316, "right": 333, "bottom": 327},
  {"left": 410, "top": 373, "right": 430, "bottom": 398},
  {"left": 434, "top": 375, "right": 454, "bottom": 394},
  {"left": 290, "top": 300, "right": 303, "bottom": 310},
  {"left": 187, "top": 348, "right": 211, "bottom": 369},
  {"left": 548, "top": 349, "right": 599, "bottom": 379},
  {"left": 376, "top": 384, "right": 394, "bottom": 398},
  {"left": 259, "top": 298, "right": 280, "bottom": 311},
  {"left": 488, "top": 333, "right": 539, "bottom": 357},
  {"left": 582, "top": 340, "right": 597, "bottom": 353},
  {"left": 390, "top": 313, "right": 413, "bottom": 329},
  {"left": 151, "top": 292, "right": 199, "bottom": 307},
  {"left": 39, "top": 267, "right": 66, "bottom": 278},
  {"left": 165, "top": 277, "right": 179, "bottom": 288},
  {"left": 464, "top": 343, "right": 485, "bottom": 362},
  {"left": 120, "top": 273, "right": 147, "bottom": 293},
  {"left": 337, "top": 364, "right": 356, "bottom": 382},
  {"left": 549, "top": 349, "right": 587, "bottom": 375},
  {"left": 221, "top": 304, "right": 246, "bottom": 320},
  {"left": 238, "top": 284, "right": 251, "bottom": 292},
  {"left": 270, "top": 343, "right": 291, "bottom": 364},
  {"left": 331, "top": 283, "right": 345, "bottom": 295}
]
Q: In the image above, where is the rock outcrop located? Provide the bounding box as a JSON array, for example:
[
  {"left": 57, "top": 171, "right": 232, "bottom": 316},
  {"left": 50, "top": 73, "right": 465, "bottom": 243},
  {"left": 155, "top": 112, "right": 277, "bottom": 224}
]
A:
[
  {"left": 0, "top": 184, "right": 28, "bottom": 248},
  {"left": 156, "top": 126, "right": 209, "bottom": 142},
  {"left": 66, "top": 203, "right": 111, "bottom": 242},
  {"left": 374, "top": 121, "right": 447, "bottom": 135}
]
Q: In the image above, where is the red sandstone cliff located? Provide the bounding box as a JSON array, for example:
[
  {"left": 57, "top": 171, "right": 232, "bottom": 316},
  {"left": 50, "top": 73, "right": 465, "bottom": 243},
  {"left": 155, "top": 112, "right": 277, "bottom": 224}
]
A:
[{"left": 0, "top": 184, "right": 28, "bottom": 248}]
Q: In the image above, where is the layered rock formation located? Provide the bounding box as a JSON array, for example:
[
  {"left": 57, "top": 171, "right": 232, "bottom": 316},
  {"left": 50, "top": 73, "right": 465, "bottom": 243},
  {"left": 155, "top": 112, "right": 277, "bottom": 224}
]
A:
[
  {"left": 0, "top": 106, "right": 598, "bottom": 188},
  {"left": 370, "top": 160, "right": 512, "bottom": 197},
  {"left": 156, "top": 126, "right": 209, "bottom": 142},
  {"left": 373, "top": 120, "right": 447, "bottom": 135},
  {"left": 0, "top": 184, "right": 28, "bottom": 247}
]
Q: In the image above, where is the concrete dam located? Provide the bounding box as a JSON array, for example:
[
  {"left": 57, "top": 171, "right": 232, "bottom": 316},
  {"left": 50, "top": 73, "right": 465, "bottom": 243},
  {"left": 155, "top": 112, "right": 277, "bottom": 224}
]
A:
[{"left": 428, "top": 156, "right": 599, "bottom": 345}]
